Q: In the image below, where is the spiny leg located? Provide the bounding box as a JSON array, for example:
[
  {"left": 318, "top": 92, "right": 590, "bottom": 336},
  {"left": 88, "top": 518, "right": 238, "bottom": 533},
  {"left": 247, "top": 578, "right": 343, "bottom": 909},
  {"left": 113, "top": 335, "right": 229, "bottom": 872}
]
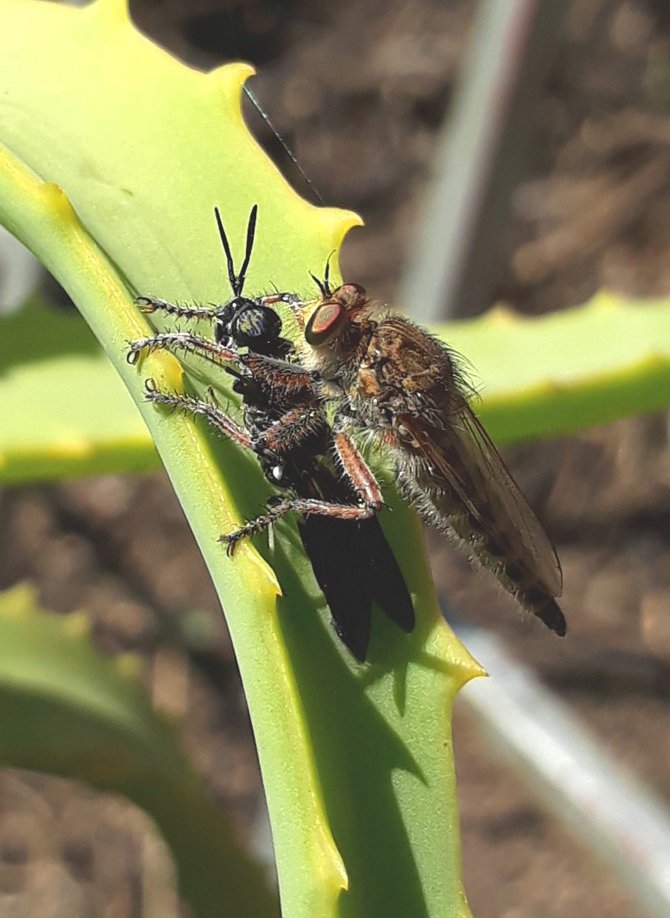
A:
[
  {"left": 257, "top": 406, "right": 325, "bottom": 455},
  {"left": 143, "top": 380, "right": 252, "bottom": 448},
  {"left": 222, "top": 427, "right": 385, "bottom": 553},
  {"left": 333, "top": 430, "right": 384, "bottom": 512},
  {"left": 257, "top": 292, "right": 303, "bottom": 308},
  {"left": 127, "top": 331, "right": 240, "bottom": 367},
  {"left": 127, "top": 332, "right": 317, "bottom": 394},
  {"left": 136, "top": 292, "right": 298, "bottom": 319},
  {"left": 135, "top": 296, "right": 216, "bottom": 321},
  {"left": 144, "top": 381, "right": 377, "bottom": 555},
  {"left": 221, "top": 496, "right": 378, "bottom": 556}
]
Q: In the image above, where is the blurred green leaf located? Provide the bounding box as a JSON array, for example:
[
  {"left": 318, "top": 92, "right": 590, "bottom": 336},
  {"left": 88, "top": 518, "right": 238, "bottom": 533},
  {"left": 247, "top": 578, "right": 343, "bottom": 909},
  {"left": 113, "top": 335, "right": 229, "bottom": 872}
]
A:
[
  {"left": 2, "top": 292, "right": 669, "bottom": 484},
  {"left": 0, "top": 298, "right": 155, "bottom": 482},
  {"left": 0, "top": 2, "right": 477, "bottom": 916},
  {"left": 0, "top": 583, "right": 278, "bottom": 918},
  {"left": 446, "top": 292, "right": 670, "bottom": 442}
]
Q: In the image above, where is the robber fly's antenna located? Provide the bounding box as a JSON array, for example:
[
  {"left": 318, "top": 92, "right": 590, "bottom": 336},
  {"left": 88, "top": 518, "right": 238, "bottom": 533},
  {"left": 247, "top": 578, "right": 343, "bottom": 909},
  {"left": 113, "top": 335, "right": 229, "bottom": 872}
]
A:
[
  {"left": 323, "top": 252, "right": 333, "bottom": 295},
  {"left": 310, "top": 250, "right": 335, "bottom": 297},
  {"left": 214, "top": 204, "right": 258, "bottom": 297},
  {"left": 243, "top": 85, "right": 325, "bottom": 207}
]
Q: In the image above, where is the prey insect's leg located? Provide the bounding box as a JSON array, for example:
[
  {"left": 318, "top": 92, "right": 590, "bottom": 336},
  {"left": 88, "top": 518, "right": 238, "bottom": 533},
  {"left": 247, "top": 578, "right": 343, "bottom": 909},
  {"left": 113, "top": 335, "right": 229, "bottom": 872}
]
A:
[
  {"left": 221, "top": 497, "right": 378, "bottom": 556},
  {"left": 135, "top": 297, "right": 216, "bottom": 321},
  {"left": 127, "top": 333, "right": 316, "bottom": 394},
  {"left": 144, "top": 380, "right": 252, "bottom": 448},
  {"left": 127, "top": 332, "right": 239, "bottom": 367}
]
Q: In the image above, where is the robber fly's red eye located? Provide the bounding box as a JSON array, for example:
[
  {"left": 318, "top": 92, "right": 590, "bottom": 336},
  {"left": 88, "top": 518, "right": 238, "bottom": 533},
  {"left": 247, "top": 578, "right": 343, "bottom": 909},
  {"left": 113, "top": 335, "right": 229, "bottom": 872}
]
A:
[{"left": 305, "top": 301, "right": 347, "bottom": 346}]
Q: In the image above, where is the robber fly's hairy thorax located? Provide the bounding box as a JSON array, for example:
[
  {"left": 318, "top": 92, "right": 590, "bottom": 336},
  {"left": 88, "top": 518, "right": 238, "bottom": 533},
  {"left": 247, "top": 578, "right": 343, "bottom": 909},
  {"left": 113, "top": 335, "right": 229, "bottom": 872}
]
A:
[
  {"left": 303, "top": 284, "right": 464, "bottom": 430},
  {"left": 298, "top": 280, "right": 566, "bottom": 637},
  {"left": 128, "top": 202, "right": 563, "bottom": 649}
]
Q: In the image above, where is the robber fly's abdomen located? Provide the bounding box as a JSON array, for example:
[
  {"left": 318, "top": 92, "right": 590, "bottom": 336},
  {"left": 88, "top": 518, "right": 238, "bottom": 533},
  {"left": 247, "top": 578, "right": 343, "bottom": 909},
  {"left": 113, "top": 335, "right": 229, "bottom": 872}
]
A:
[{"left": 391, "top": 436, "right": 565, "bottom": 635}]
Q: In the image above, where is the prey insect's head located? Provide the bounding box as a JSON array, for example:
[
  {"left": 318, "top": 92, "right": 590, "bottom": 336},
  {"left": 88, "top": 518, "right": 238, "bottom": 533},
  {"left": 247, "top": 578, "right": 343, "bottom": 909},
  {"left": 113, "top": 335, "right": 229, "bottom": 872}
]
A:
[
  {"left": 304, "top": 282, "right": 368, "bottom": 347},
  {"left": 212, "top": 203, "right": 285, "bottom": 355},
  {"left": 214, "top": 297, "right": 283, "bottom": 353}
]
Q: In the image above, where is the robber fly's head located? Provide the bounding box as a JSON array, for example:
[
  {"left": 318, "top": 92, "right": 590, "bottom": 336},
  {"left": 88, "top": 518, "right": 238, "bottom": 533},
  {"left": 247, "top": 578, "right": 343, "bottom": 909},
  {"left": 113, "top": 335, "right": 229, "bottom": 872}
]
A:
[{"left": 304, "top": 282, "right": 369, "bottom": 347}]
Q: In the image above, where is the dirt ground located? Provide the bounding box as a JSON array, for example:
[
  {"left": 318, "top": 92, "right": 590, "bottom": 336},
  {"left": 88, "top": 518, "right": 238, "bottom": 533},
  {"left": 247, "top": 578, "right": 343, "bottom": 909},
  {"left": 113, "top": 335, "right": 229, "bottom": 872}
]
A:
[{"left": 2, "top": 0, "right": 670, "bottom": 915}]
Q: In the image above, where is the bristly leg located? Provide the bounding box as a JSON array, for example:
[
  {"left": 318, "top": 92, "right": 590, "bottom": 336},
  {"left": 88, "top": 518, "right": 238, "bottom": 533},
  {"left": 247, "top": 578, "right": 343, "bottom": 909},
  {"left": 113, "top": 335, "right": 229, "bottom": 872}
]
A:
[
  {"left": 332, "top": 430, "right": 384, "bottom": 513},
  {"left": 135, "top": 296, "right": 217, "bottom": 321},
  {"left": 127, "top": 332, "right": 318, "bottom": 395},
  {"left": 126, "top": 331, "right": 240, "bottom": 367},
  {"left": 143, "top": 379, "right": 381, "bottom": 555},
  {"left": 220, "top": 496, "right": 379, "bottom": 556},
  {"left": 143, "top": 379, "right": 252, "bottom": 448}
]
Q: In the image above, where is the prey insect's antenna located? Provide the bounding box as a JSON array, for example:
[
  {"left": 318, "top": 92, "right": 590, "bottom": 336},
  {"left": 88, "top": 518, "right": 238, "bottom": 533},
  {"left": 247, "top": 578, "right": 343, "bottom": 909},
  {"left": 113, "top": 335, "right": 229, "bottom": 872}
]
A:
[
  {"left": 237, "top": 204, "right": 258, "bottom": 295},
  {"left": 310, "top": 250, "right": 335, "bottom": 297},
  {"left": 243, "top": 85, "right": 325, "bottom": 207},
  {"left": 214, "top": 204, "right": 258, "bottom": 297}
]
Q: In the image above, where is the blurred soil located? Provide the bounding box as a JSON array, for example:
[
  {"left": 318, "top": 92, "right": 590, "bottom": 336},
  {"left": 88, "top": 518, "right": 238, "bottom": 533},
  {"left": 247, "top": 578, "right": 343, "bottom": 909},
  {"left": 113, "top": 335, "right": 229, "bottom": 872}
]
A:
[{"left": 2, "top": 0, "right": 670, "bottom": 915}]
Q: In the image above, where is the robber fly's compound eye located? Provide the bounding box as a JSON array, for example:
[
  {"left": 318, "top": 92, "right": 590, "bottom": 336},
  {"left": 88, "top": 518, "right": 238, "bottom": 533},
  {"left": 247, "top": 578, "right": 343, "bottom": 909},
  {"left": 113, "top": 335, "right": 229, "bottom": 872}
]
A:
[{"left": 305, "top": 301, "right": 347, "bottom": 346}]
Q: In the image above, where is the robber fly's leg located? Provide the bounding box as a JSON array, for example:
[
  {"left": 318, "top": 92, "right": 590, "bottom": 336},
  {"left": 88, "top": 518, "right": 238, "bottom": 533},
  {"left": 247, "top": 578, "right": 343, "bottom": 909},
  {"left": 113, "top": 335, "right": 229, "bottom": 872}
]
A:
[
  {"left": 222, "top": 421, "right": 382, "bottom": 554},
  {"left": 332, "top": 430, "right": 384, "bottom": 512},
  {"left": 135, "top": 296, "right": 216, "bottom": 322},
  {"left": 242, "top": 352, "right": 319, "bottom": 398},
  {"left": 257, "top": 406, "right": 325, "bottom": 456},
  {"left": 143, "top": 380, "right": 252, "bottom": 448},
  {"left": 221, "top": 497, "right": 378, "bottom": 556},
  {"left": 127, "top": 333, "right": 317, "bottom": 394},
  {"left": 127, "top": 332, "right": 240, "bottom": 367}
]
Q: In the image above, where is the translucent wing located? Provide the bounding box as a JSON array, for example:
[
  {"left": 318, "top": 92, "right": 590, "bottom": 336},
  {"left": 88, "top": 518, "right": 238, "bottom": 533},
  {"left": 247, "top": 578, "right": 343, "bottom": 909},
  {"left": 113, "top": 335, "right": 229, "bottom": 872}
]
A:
[{"left": 400, "top": 406, "right": 562, "bottom": 598}]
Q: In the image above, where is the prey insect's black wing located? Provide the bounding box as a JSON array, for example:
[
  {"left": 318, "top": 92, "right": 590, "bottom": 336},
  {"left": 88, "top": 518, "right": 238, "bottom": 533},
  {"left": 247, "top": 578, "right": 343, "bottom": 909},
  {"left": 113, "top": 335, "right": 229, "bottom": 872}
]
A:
[
  {"left": 363, "top": 516, "right": 415, "bottom": 632},
  {"left": 298, "top": 516, "right": 372, "bottom": 661},
  {"left": 298, "top": 514, "right": 414, "bottom": 661}
]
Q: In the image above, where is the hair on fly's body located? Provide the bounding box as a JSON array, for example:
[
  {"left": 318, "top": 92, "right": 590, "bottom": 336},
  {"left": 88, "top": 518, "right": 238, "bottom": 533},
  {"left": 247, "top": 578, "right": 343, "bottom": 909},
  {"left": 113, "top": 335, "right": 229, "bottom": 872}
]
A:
[
  {"left": 290, "top": 280, "right": 566, "bottom": 637},
  {"left": 128, "top": 206, "right": 414, "bottom": 661}
]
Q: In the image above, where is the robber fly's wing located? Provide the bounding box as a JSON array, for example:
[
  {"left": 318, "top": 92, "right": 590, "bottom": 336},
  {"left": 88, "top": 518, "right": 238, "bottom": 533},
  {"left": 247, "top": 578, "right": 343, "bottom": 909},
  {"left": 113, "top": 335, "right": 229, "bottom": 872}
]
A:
[{"left": 402, "top": 406, "right": 562, "bottom": 597}]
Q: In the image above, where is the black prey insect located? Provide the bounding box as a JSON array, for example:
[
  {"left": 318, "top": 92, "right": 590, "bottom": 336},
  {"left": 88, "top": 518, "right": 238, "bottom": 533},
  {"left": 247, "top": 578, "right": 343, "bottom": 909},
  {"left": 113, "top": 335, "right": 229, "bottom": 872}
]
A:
[
  {"left": 291, "top": 282, "right": 565, "bottom": 636},
  {"left": 127, "top": 206, "right": 414, "bottom": 660}
]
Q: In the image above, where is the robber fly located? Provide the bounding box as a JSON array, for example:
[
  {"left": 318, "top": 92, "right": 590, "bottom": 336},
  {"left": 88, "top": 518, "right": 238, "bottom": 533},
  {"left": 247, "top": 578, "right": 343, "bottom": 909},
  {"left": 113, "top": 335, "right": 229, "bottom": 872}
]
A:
[
  {"left": 290, "top": 281, "right": 565, "bottom": 636},
  {"left": 127, "top": 207, "right": 414, "bottom": 660}
]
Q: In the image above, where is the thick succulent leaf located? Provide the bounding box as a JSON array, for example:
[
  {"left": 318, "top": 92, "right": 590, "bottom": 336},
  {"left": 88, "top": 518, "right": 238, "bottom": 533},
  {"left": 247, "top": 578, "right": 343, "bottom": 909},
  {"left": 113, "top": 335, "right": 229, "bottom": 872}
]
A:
[
  {"left": 0, "top": 584, "right": 278, "bottom": 918},
  {"left": 0, "top": 297, "right": 154, "bottom": 482},
  {"left": 3, "top": 291, "right": 669, "bottom": 483},
  {"left": 444, "top": 294, "right": 670, "bottom": 443},
  {"left": 0, "top": 2, "right": 478, "bottom": 917}
]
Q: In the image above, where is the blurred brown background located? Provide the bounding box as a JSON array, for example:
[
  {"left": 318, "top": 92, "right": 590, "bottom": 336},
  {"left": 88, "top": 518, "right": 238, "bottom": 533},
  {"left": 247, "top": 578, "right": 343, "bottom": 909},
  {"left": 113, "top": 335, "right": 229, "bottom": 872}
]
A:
[{"left": 1, "top": 0, "right": 670, "bottom": 915}]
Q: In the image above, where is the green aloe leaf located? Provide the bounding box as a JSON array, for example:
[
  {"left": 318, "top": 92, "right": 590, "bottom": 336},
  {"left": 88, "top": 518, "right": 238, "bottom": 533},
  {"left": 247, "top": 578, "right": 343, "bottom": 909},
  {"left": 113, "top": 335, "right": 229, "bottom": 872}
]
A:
[
  {"left": 0, "top": 2, "right": 479, "bottom": 916},
  {"left": 0, "top": 296, "right": 155, "bottom": 482},
  {"left": 0, "top": 583, "right": 278, "bottom": 918},
  {"left": 3, "top": 290, "right": 670, "bottom": 484},
  {"left": 445, "top": 294, "right": 670, "bottom": 444}
]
